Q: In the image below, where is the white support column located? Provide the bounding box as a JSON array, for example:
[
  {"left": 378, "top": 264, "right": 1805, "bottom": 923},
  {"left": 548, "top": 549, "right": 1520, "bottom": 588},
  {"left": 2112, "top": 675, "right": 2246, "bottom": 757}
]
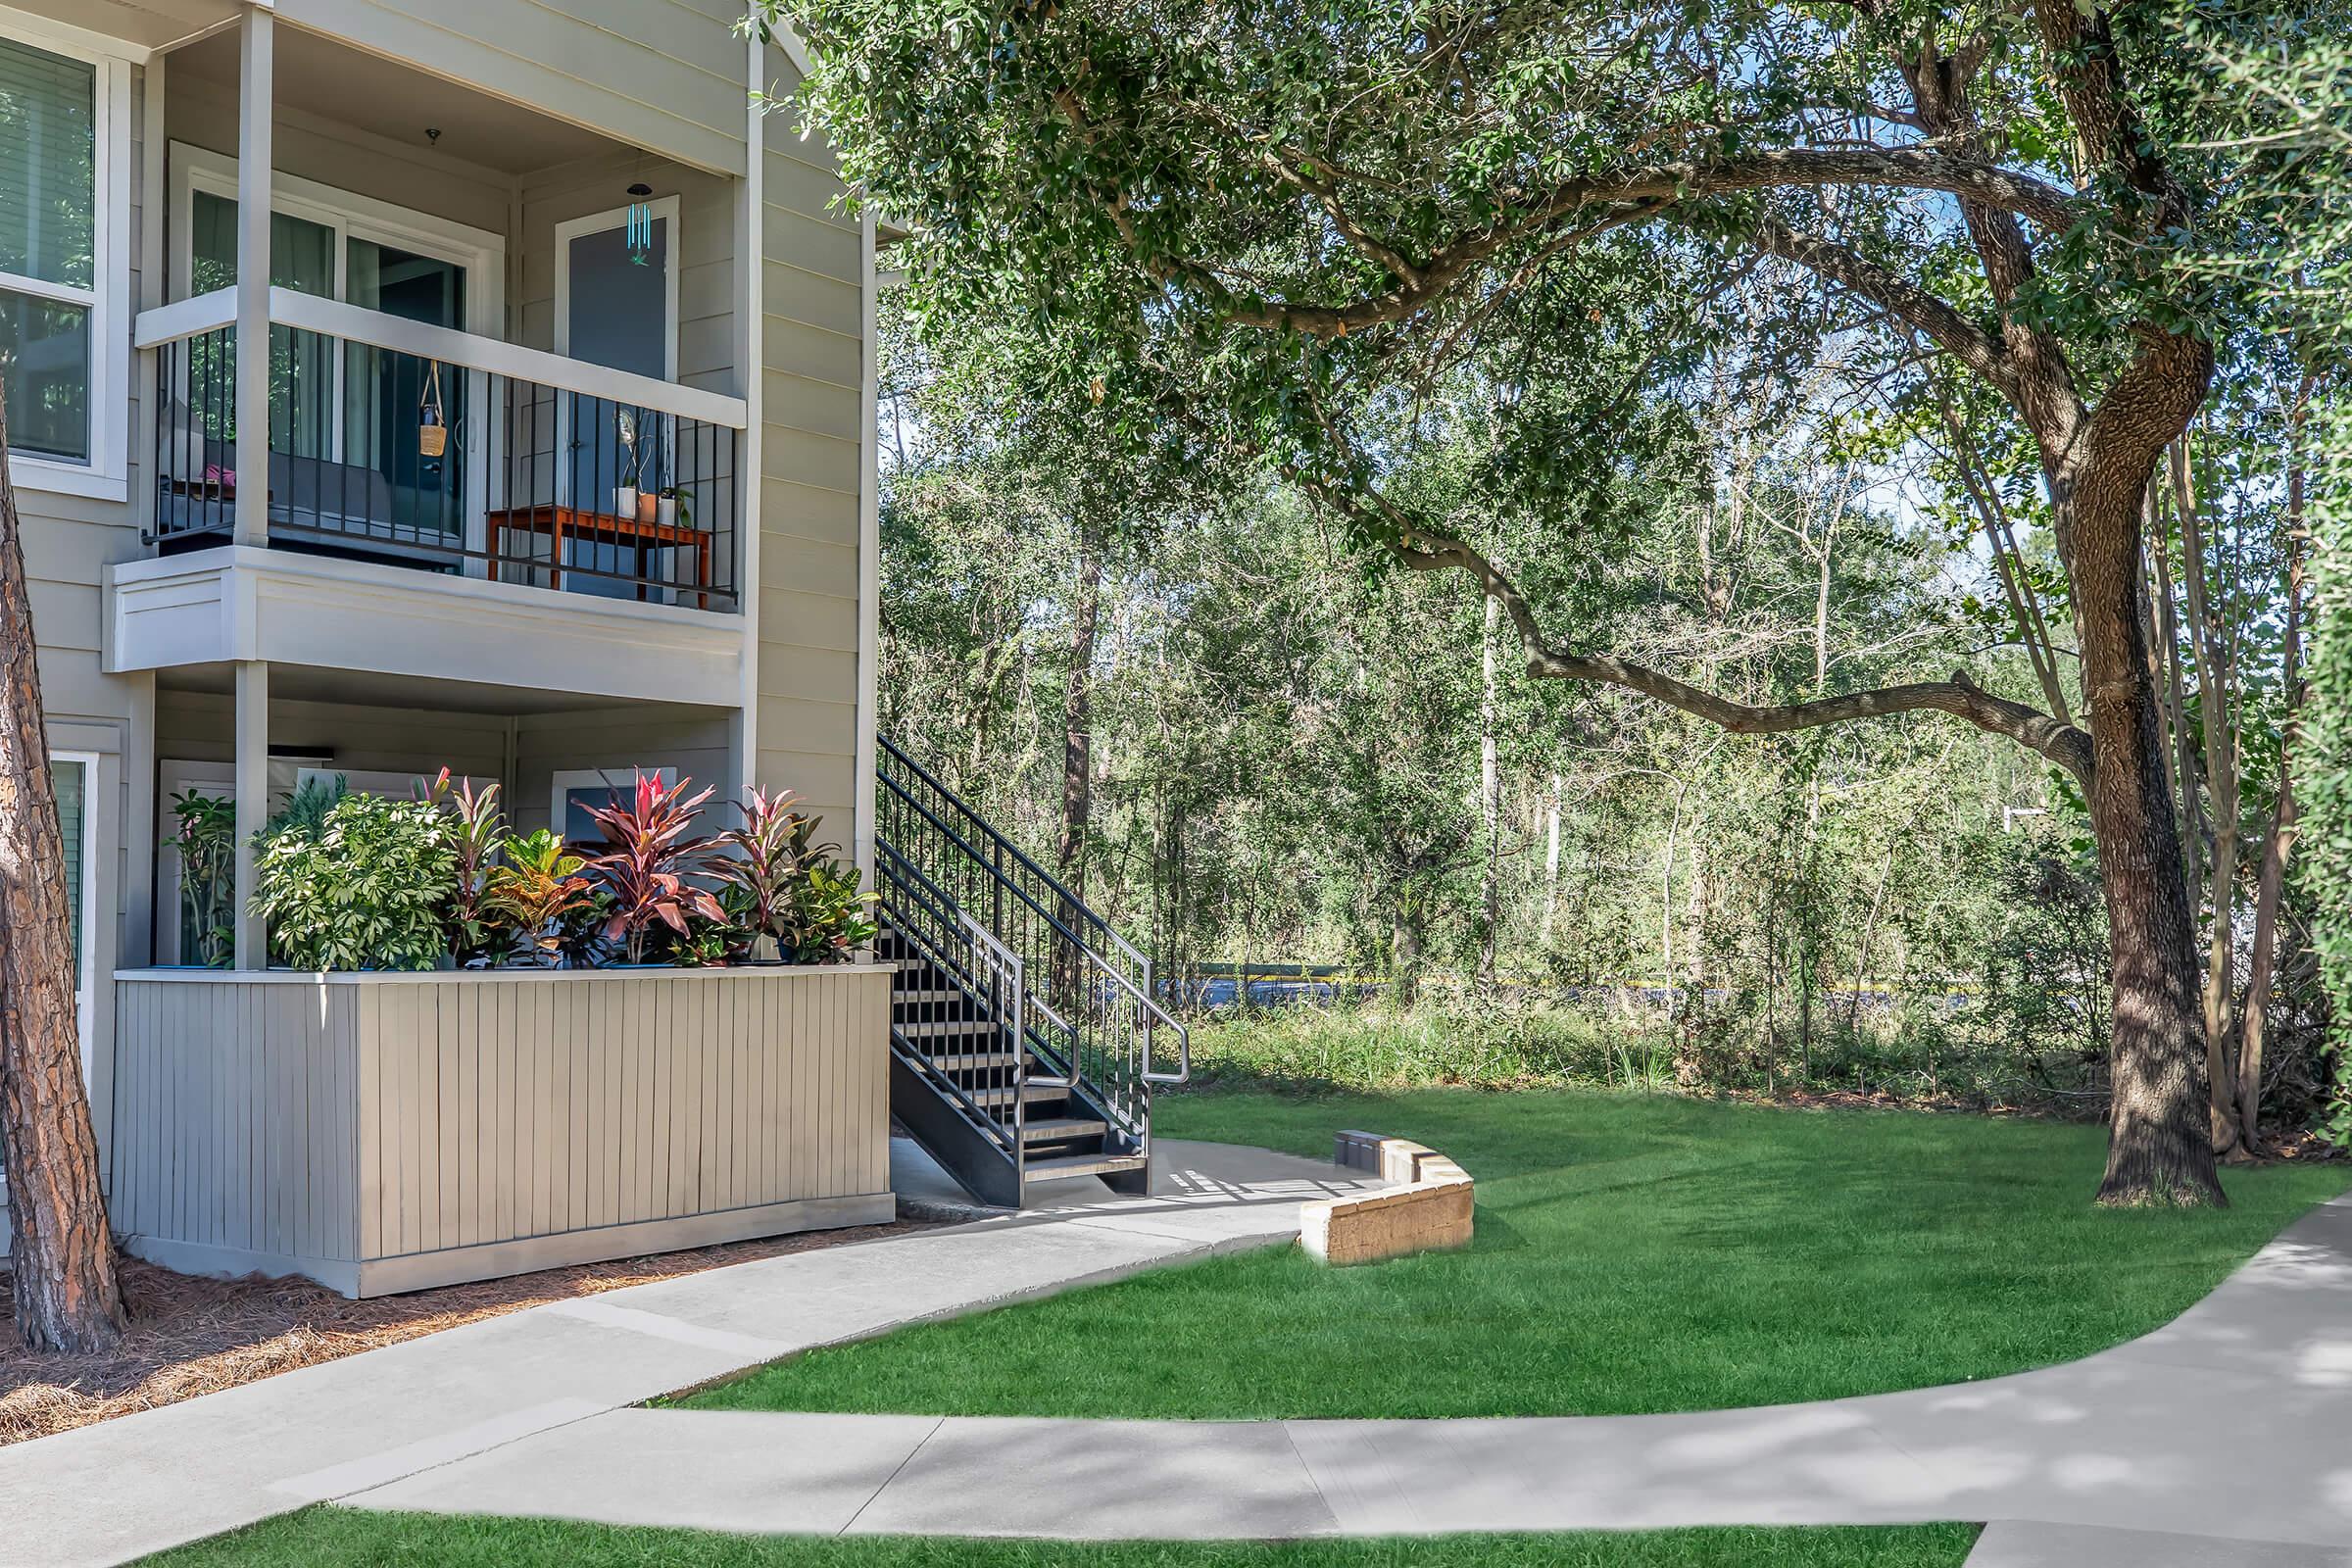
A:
[
  {"left": 232, "top": 660, "right": 269, "bottom": 970},
  {"left": 850, "top": 204, "right": 880, "bottom": 886},
  {"left": 122, "top": 672, "right": 158, "bottom": 967},
  {"left": 135, "top": 55, "right": 167, "bottom": 539},
  {"left": 232, "top": 6, "right": 274, "bottom": 548},
  {"left": 733, "top": 15, "right": 768, "bottom": 804}
]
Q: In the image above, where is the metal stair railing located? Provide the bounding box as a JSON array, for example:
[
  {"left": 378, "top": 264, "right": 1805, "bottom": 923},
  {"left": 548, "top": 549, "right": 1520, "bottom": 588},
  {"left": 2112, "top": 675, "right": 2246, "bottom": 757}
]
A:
[
  {"left": 875, "top": 736, "right": 1189, "bottom": 1168},
  {"left": 874, "top": 839, "right": 1025, "bottom": 1166}
]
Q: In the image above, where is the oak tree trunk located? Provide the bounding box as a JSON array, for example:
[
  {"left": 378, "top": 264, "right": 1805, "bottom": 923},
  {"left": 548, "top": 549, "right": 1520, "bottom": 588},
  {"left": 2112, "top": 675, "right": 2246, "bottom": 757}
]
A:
[
  {"left": 2062, "top": 436, "right": 2225, "bottom": 1206},
  {"left": 0, "top": 390, "right": 128, "bottom": 1350}
]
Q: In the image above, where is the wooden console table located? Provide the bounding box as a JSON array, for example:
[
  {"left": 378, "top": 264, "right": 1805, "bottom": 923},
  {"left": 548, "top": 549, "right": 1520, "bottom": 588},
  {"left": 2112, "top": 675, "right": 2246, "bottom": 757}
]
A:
[{"left": 486, "top": 505, "right": 713, "bottom": 607}]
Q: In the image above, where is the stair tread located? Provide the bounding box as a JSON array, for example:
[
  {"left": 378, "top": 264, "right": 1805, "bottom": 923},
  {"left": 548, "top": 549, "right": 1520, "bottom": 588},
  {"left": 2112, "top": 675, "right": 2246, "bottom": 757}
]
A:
[
  {"left": 1025, "top": 1152, "right": 1150, "bottom": 1181},
  {"left": 969, "top": 1083, "right": 1065, "bottom": 1106},
  {"left": 1022, "top": 1115, "right": 1107, "bottom": 1142},
  {"left": 896, "top": 1018, "right": 998, "bottom": 1038},
  {"left": 919, "top": 1051, "right": 1023, "bottom": 1072}
]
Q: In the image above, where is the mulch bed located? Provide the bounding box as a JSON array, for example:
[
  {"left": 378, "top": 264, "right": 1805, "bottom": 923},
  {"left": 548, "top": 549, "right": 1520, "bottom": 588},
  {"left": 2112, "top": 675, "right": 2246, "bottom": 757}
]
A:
[{"left": 0, "top": 1217, "right": 930, "bottom": 1447}]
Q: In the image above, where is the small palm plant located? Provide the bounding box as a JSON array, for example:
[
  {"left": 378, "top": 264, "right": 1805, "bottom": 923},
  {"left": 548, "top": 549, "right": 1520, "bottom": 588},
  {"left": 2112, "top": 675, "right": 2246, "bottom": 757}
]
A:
[
  {"left": 582, "top": 771, "right": 723, "bottom": 963},
  {"left": 486, "top": 829, "right": 596, "bottom": 966}
]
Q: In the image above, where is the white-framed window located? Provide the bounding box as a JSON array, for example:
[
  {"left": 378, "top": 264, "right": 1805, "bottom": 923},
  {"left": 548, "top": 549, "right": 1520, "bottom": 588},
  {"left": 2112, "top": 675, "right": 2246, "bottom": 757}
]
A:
[
  {"left": 0, "top": 22, "right": 130, "bottom": 499},
  {"left": 552, "top": 766, "right": 675, "bottom": 848}
]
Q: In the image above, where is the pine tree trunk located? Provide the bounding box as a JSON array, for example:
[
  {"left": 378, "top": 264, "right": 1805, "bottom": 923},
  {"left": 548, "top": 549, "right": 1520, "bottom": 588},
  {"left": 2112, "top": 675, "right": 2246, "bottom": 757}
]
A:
[
  {"left": 2062, "top": 433, "right": 2226, "bottom": 1207},
  {"left": 0, "top": 391, "right": 128, "bottom": 1350}
]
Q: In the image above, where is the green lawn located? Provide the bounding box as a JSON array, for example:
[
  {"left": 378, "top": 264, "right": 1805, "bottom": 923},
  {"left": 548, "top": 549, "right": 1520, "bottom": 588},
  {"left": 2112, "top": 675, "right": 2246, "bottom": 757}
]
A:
[
  {"left": 689, "top": 1088, "right": 2346, "bottom": 1420},
  {"left": 145, "top": 1510, "right": 1980, "bottom": 1567}
]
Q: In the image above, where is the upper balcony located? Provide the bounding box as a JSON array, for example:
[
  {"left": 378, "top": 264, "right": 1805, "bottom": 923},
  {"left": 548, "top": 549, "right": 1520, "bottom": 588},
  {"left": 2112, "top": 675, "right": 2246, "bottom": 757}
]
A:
[
  {"left": 97, "top": 10, "right": 762, "bottom": 710},
  {"left": 134, "top": 286, "right": 746, "bottom": 611}
]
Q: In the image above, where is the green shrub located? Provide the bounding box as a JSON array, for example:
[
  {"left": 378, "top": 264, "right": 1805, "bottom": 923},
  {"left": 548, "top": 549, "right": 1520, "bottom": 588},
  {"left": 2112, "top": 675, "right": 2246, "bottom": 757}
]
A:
[{"left": 252, "top": 792, "right": 456, "bottom": 971}]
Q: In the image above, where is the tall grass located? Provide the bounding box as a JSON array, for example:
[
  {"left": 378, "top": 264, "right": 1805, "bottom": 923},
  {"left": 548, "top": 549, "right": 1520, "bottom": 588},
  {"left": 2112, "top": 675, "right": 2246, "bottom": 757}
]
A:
[
  {"left": 1181, "top": 993, "right": 2088, "bottom": 1112},
  {"left": 1186, "top": 994, "right": 1674, "bottom": 1094}
]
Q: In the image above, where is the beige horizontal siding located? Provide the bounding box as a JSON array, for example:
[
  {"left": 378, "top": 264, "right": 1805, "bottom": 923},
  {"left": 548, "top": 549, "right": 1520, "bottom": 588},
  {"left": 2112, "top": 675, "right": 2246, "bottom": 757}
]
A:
[{"left": 756, "top": 47, "right": 868, "bottom": 821}]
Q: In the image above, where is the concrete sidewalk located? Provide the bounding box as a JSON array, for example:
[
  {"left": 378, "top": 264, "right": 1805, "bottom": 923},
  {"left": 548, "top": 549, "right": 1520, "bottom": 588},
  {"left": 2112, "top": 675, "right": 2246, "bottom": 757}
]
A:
[
  {"left": 336, "top": 1192, "right": 2352, "bottom": 1567},
  {"left": 0, "top": 1139, "right": 1372, "bottom": 1568}
]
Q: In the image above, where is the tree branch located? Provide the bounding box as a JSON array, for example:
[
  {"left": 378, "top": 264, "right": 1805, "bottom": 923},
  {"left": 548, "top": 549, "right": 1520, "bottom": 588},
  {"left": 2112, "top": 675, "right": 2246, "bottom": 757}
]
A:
[
  {"left": 1057, "top": 83, "right": 2079, "bottom": 342},
  {"left": 1742, "top": 216, "right": 2016, "bottom": 397},
  {"left": 1287, "top": 462, "right": 2095, "bottom": 789}
]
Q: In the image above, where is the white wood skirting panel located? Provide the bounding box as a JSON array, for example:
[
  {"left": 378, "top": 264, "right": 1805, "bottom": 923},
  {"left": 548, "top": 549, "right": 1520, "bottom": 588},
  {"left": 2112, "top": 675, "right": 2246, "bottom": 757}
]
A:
[
  {"left": 111, "top": 965, "right": 893, "bottom": 1298},
  {"left": 106, "top": 546, "right": 745, "bottom": 708}
]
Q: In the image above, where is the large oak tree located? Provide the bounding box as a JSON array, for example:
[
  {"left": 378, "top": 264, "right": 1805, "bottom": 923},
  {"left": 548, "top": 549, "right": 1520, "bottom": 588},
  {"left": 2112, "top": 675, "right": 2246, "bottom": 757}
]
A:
[{"left": 764, "top": 0, "right": 2322, "bottom": 1202}]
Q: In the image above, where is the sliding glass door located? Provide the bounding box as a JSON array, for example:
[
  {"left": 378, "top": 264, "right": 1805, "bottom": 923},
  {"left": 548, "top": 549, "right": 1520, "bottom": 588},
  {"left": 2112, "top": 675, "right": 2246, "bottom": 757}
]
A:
[{"left": 180, "top": 174, "right": 476, "bottom": 556}]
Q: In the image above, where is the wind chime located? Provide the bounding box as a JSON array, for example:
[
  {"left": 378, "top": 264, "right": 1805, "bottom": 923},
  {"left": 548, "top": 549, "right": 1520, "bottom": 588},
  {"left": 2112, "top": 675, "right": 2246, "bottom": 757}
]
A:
[{"left": 625, "top": 181, "right": 656, "bottom": 267}]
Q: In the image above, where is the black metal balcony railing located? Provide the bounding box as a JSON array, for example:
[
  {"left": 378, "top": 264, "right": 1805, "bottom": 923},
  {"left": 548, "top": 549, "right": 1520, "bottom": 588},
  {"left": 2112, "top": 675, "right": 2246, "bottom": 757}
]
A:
[{"left": 146, "top": 302, "right": 741, "bottom": 610}]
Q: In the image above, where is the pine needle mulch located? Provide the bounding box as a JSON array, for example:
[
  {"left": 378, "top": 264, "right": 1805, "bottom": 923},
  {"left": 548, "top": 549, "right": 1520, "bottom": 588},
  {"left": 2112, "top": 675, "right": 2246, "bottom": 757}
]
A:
[{"left": 0, "top": 1218, "right": 926, "bottom": 1447}]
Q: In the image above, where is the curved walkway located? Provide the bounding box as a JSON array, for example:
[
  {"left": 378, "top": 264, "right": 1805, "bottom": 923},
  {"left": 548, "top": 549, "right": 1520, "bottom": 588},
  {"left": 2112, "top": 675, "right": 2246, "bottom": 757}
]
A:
[
  {"left": 345, "top": 1176, "right": 2352, "bottom": 1568},
  {"left": 8, "top": 1141, "right": 2351, "bottom": 1566}
]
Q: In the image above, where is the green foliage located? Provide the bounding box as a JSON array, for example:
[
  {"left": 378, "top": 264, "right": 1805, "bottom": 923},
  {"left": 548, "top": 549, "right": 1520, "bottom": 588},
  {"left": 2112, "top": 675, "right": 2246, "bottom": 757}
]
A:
[
  {"left": 2305, "top": 392, "right": 2352, "bottom": 1139},
  {"left": 168, "top": 789, "right": 236, "bottom": 969},
  {"left": 251, "top": 791, "right": 456, "bottom": 972},
  {"left": 712, "top": 786, "right": 826, "bottom": 949},
  {"left": 776, "top": 857, "right": 881, "bottom": 965}
]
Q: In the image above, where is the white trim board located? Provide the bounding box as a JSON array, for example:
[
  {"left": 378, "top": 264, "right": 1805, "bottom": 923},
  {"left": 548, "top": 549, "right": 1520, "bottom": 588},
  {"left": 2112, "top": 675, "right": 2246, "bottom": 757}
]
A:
[{"left": 107, "top": 546, "right": 746, "bottom": 709}]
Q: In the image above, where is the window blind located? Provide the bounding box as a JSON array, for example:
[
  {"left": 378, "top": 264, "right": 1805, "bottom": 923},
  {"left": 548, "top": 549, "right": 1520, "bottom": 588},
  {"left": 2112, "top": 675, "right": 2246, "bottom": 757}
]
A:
[{"left": 0, "top": 36, "right": 95, "bottom": 290}]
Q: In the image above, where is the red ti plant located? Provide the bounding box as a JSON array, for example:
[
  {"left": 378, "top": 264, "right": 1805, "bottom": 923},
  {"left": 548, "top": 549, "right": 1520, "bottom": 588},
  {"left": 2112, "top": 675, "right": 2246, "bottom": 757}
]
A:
[
  {"left": 582, "top": 771, "right": 723, "bottom": 963},
  {"left": 420, "top": 767, "right": 505, "bottom": 963},
  {"left": 712, "top": 786, "right": 824, "bottom": 953}
]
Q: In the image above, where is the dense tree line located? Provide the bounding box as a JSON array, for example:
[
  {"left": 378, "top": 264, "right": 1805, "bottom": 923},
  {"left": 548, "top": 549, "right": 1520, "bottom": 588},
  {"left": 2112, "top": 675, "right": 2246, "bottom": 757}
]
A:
[
  {"left": 878, "top": 282, "right": 2329, "bottom": 1135},
  {"left": 762, "top": 0, "right": 2348, "bottom": 1196}
]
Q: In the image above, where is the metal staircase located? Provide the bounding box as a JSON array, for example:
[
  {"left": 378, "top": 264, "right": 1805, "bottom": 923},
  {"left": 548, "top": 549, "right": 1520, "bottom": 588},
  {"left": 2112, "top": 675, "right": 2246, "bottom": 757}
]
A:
[{"left": 875, "top": 737, "right": 1189, "bottom": 1206}]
